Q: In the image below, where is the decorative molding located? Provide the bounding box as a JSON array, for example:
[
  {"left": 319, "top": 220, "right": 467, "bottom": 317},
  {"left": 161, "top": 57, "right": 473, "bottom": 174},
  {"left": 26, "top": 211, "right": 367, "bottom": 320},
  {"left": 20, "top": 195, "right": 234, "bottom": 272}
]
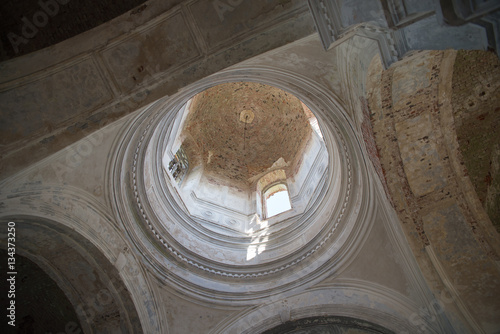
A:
[
  {"left": 381, "top": 0, "right": 435, "bottom": 28},
  {"left": 355, "top": 24, "right": 402, "bottom": 68},
  {"left": 0, "top": 185, "right": 164, "bottom": 334},
  {"left": 384, "top": 0, "right": 408, "bottom": 27},
  {"left": 307, "top": 0, "right": 343, "bottom": 50},
  {"left": 210, "top": 280, "right": 441, "bottom": 334},
  {"left": 129, "top": 106, "right": 351, "bottom": 278},
  {"left": 108, "top": 60, "right": 375, "bottom": 304},
  {"left": 308, "top": 0, "right": 405, "bottom": 66},
  {"left": 98, "top": 8, "right": 202, "bottom": 94},
  {"left": 186, "top": 0, "right": 311, "bottom": 53},
  {"left": 0, "top": 0, "right": 316, "bottom": 180},
  {"left": 438, "top": 0, "right": 500, "bottom": 25},
  {"left": 475, "top": 11, "right": 500, "bottom": 56}
]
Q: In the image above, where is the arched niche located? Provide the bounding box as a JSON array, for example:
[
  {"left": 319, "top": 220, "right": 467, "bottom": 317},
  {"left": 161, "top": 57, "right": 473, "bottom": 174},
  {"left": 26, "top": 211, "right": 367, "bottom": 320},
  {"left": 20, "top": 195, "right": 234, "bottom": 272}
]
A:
[{"left": 0, "top": 216, "right": 143, "bottom": 333}]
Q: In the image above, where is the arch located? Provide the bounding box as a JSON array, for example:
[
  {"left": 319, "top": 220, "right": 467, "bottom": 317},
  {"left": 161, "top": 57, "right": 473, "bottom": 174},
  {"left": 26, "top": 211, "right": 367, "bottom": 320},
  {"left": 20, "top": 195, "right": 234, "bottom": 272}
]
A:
[
  {"left": 0, "top": 215, "right": 142, "bottom": 333},
  {"left": 262, "top": 316, "right": 394, "bottom": 334},
  {"left": 262, "top": 182, "right": 292, "bottom": 219},
  {"left": 0, "top": 247, "right": 82, "bottom": 332},
  {"left": 0, "top": 185, "right": 165, "bottom": 333},
  {"left": 209, "top": 282, "right": 443, "bottom": 334},
  {"left": 257, "top": 169, "right": 289, "bottom": 219}
]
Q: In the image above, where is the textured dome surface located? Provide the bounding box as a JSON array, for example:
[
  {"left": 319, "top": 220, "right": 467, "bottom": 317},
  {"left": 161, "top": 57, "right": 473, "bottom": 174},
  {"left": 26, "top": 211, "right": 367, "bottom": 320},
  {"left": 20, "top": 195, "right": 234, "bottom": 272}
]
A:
[{"left": 181, "top": 82, "right": 312, "bottom": 189}]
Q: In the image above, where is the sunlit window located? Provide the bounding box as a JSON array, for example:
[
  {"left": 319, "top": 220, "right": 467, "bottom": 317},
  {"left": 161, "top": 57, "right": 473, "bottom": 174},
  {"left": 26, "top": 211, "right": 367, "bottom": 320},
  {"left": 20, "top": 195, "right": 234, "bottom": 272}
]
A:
[{"left": 264, "top": 184, "right": 292, "bottom": 218}]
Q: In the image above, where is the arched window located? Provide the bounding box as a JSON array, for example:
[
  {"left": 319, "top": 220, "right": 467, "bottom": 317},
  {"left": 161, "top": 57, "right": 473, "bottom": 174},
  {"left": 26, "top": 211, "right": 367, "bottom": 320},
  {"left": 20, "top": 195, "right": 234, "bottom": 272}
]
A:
[{"left": 264, "top": 183, "right": 292, "bottom": 218}]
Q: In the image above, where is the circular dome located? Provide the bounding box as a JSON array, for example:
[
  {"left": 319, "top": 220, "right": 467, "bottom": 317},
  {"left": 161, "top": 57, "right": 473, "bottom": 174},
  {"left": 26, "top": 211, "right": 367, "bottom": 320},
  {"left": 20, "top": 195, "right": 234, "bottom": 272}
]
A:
[
  {"left": 156, "top": 82, "right": 332, "bottom": 267},
  {"left": 161, "top": 83, "right": 329, "bottom": 242},
  {"left": 174, "top": 82, "right": 313, "bottom": 187},
  {"left": 110, "top": 73, "right": 368, "bottom": 304}
]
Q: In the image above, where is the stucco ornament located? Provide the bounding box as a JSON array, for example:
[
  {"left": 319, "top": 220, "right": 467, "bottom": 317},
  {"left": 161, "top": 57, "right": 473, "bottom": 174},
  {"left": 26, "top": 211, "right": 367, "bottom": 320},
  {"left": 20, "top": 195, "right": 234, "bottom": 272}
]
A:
[{"left": 110, "top": 68, "right": 372, "bottom": 305}]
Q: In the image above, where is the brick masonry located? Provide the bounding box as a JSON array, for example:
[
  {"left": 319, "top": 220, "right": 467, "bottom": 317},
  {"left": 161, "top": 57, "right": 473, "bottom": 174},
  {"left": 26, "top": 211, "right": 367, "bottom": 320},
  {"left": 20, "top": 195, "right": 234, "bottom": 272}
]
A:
[
  {"left": 451, "top": 50, "right": 500, "bottom": 232},
  {"left": 360, "top": 97, "right": 394, "bottom": 208},
  {"left": 366, "top": 49, "right": 500, "bottom": 329},
  {"left": 182, "top": 82, "right": 312, "bottom": 190}
]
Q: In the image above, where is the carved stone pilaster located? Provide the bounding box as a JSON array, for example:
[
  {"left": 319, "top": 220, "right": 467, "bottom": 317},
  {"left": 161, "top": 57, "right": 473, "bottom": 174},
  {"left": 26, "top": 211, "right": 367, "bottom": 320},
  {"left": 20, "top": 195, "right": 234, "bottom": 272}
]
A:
[
  {"left": 439, "top": 0, "right": 500, "bottom": 25},
  {"left": 307, "top": 0, "right": 343, "bottom": 50}
]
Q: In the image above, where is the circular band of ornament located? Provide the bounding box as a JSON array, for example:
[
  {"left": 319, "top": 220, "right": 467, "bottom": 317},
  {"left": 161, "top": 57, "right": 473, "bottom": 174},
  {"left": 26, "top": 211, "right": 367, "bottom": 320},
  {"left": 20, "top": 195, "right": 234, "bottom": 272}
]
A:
[{"left": 131, "top": 110, "right": 352, "bottom": 278}]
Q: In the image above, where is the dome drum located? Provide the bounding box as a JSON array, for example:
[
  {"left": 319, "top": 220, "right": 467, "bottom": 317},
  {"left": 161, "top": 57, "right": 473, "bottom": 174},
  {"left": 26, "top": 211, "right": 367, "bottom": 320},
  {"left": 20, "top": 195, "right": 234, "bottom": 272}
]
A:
[{"left": 110, "top": 72, "right": 372, "bottom": 304}]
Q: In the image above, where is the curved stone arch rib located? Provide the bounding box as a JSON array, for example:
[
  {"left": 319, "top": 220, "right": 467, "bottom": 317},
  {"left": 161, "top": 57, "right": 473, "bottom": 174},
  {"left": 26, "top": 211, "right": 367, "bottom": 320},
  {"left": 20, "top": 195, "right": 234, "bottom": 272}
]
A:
[
  {"left": 143, "top": 122, "right": 347, "bottom": 277},
  {"left": 210, "top": 281, "right": 443, "bottom": 334},
  {"left": 0, "top": 185, "right": 165, "bottom": 334},
  {"left": 0, "top": 215, "right": 142, "bottom": 333},
  {"left": 262, "top": 315, "right": 394, "bottom": 334},
  {"left": 7, "top": 236, "right": 94, "bottom": 334}
]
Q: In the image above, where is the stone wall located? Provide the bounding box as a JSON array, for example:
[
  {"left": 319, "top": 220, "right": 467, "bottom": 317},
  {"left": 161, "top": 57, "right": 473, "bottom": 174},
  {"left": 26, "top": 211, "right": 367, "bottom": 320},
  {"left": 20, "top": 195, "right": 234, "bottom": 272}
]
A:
[
  {"left": 451, "top": 50, "right": 500, "bottom": 232},
  {"left": 3, "top": 31, "right": 494, "bottom": 334},
  {"left": 367, "top": 49, "right": 500, "bottom": 332},
  {"left": 360, "top": 96, "right": 393, "bottom": 207}
]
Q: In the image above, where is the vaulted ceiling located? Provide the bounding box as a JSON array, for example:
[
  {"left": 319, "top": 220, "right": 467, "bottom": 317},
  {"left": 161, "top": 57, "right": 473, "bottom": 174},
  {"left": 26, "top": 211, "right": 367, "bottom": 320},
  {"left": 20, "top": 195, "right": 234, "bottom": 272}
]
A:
[
  {"left": 0, "top": 0, "right": 315, "bottom": 179},
  {"left": 0, "top": 0, "right": 158, "bottom": 61},
  {"left": 180, "top": 82, "right": 312, "bottom": 188}
]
